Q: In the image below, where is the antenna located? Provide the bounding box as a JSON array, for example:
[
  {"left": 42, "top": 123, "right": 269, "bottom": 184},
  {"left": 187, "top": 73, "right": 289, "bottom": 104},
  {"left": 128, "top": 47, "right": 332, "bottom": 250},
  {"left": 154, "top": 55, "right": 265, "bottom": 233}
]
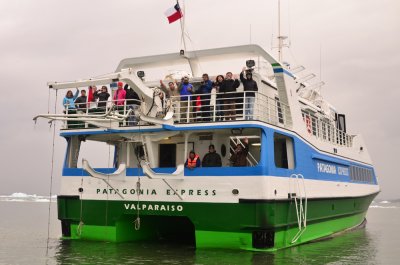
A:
[
  {"left": 178, "top": 0, "right": 187, "bottom": 53},
  {"left": 276, "top": 0, "right": 289, "bottom": 62},
  {"left": 278, "top": 0, "right": 281, "bottom": 61},
  {"left": 177, "top": 0, "right": 196, "bottom": 76}
]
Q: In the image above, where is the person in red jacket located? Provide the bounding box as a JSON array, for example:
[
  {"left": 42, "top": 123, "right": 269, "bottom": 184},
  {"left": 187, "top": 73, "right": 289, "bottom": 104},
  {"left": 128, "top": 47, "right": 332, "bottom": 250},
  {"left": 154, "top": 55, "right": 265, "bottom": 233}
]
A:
[
  {"left": 113, "top": 82, "right": 126, "bottom": 106},
  {"left": 185, "top": 151, "right": 201, "bottom": 169}
]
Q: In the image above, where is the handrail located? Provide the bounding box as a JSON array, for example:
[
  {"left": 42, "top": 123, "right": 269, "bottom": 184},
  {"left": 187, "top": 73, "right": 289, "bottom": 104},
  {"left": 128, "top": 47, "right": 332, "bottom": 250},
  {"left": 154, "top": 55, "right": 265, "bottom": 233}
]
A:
[
  {"left": 41, "top": 89, "right": 353, "bottom": 148},
  {"left": 301, "top": 111, "right": 353, "bottom": 147},
  {"left": 289, "top": 173, "right": 307, "bottom": 244}
]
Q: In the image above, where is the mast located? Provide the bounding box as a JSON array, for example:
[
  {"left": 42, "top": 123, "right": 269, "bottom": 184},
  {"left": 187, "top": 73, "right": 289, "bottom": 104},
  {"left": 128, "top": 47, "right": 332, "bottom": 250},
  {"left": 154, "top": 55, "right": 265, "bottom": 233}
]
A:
[
  {"left": 277, "top": 0, "right": 288, "bottom": 63},
  {"left": 278, "top": 0, "right": 282, "bottom": 62},
  {"left": 178, "top": 0, "right": 187, "bottom": 53},
  {"left": 176, "top": 0, "right": 198, "bottom": 76}
]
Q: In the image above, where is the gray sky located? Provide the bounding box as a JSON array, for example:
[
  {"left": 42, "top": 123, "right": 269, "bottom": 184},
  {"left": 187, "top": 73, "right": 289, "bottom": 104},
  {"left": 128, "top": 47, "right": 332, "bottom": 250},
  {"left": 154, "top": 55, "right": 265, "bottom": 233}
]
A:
[{"left": 0, "top": 0, "right": 399, "bottom": 199}]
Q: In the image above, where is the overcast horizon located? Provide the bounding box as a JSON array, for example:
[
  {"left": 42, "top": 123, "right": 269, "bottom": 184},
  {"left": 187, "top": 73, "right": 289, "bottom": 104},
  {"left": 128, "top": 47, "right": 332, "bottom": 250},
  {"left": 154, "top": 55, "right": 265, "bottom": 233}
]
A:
[{"left": 0, "top": 0, "right": 399, "bottom": 199}]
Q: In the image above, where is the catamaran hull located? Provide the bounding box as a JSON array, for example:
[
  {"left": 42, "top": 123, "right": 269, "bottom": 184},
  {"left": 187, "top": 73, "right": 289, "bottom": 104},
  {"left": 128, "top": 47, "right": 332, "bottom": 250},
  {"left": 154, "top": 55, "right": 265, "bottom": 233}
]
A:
[{"left": 57, "top": 182, "right": 377, "bottom": 251}]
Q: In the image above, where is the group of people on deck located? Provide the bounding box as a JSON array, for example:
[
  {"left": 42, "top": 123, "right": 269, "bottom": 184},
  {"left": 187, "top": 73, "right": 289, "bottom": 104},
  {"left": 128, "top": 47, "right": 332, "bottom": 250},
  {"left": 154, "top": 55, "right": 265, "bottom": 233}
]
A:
[
  {"left": 62, "top": 66, "right": 258, "bottom": 123},
  {"left": 62, "top": 82, "right": 141, "bottom": 110},
  {"left": 62, "top": 82, "right": 142, "bottom": 125},
  {"left": 185, "top": 138, "right": 249, "bottom": 168},
  {"left": 160, "top": 67, "right": 258, "bottom": 122}
]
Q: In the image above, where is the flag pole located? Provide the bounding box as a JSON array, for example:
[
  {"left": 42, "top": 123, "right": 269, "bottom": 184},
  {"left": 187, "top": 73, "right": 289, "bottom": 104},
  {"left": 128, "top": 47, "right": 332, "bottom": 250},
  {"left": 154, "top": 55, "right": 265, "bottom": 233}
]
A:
[
  {"left": 178, "top": 0, "right": 187, "bottom": 53},
  {"left": 177, "top": 0, "right": 195, "bottom": 76}
]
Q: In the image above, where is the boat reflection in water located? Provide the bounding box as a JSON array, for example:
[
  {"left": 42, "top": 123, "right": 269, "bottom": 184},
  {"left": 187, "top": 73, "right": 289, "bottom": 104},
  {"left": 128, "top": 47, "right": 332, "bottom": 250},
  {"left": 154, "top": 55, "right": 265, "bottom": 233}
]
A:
[{"left": 55, "top": 227, "right": 375, "bottom": 265}]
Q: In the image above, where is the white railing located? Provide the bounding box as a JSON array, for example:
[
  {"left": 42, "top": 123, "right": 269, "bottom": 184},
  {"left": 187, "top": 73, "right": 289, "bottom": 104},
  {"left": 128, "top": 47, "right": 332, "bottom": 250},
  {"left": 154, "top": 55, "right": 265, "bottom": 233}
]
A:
[
  {"left": 63, "top": 98, "right": 141, "bottom": 128},
  {"left": 302, "top": 112, "right": 354, "bottom": 147},
  {"left": 62, "top": 91, "right": 289, "bottom": 129},
  {"left": 61, "top": 91, "right": 353, "bottom": 148},
  {"left": 168, "top": 91, "right": 290, "bottom": 126}
]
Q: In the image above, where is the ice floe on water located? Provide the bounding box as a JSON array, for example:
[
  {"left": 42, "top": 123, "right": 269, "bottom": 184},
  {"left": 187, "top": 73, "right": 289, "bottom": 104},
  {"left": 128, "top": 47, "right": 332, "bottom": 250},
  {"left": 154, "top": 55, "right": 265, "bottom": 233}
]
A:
[
  {"left": 0, "top": 192, "right": 56, "bottom": 202},
  {"left": 369, "top": 199, "right": 399, "bottom": 209},
  {"left": 369, "top": 205, "right": 397, "bottom": 209}
]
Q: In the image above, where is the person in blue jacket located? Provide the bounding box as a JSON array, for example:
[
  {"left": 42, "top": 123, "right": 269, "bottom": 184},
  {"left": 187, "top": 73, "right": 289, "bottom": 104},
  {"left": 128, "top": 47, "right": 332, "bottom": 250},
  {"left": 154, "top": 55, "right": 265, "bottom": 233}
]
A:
[
  {"left": 178, "top": 76, "right": 193, "bottom": 122},
  {"left": 63, "top": 89, "right": 79, "bottom": 110},
  {"left": 199, "top": 73, "right": 213, "bottom": 121}
]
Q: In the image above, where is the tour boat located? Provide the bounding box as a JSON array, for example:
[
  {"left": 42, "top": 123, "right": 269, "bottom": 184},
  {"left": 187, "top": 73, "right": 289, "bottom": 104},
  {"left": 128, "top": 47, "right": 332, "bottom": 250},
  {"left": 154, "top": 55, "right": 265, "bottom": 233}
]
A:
[{"left": 35, "top": 44, "right": 379, "bottom": 251}]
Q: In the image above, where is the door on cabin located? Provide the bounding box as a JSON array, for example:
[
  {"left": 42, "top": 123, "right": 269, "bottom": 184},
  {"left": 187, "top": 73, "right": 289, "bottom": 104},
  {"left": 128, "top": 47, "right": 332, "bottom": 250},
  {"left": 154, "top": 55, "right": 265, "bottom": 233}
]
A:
[{"left": 159, "top": 144, "right": 177, "bottom": 168}]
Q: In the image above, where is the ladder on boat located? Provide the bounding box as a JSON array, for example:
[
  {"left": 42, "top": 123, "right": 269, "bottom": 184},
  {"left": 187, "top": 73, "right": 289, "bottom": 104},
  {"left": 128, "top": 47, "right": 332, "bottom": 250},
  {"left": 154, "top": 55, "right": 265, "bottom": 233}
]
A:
[
  {"left": 229, "top": 137, "right": 258, "bottom": 166},
  {"left": 288, "top": 173, "right": 308, "bottom": 244}
]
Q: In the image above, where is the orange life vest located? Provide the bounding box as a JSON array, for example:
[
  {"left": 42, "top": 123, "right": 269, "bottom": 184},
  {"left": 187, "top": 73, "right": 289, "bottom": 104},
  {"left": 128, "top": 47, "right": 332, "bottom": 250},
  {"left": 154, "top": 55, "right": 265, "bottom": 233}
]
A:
[{"left": 187, "top": 154, "right": 199, "bottom": 167}]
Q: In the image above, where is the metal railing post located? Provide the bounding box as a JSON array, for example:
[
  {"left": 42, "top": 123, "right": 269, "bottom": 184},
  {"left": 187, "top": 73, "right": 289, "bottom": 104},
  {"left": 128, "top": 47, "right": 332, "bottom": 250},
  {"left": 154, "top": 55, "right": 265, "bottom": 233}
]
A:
[
  {"left": 122, "top": 100, "right": 127, "bottom": 126},
  {"left": 243, "top": 91, "right": 246, "bottom": 120},
  {"left": 187, "top": 96, "right": 190, "bottom": 123}
]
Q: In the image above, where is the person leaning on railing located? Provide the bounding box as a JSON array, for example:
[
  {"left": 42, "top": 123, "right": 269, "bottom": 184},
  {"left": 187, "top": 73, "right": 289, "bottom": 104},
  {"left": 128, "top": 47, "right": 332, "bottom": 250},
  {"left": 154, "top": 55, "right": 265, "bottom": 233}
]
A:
[
  {"left": 220, "top": 72, "right": 240, "bottom": 121},
  {"left": 240, "top": 67, "right": 258, "bottom": 120}
]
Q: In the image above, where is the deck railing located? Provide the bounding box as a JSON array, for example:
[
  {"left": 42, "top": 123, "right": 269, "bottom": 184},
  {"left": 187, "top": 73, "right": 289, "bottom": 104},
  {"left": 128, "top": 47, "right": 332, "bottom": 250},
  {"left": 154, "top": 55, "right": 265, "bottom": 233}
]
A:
[
  {"left": 62, "top": 91, "right": 290, "bottom": 128},
  {"left": 62, "top": 91, "right": 353, "bottom": 147},
  {"left": 167, "top": 91, "right": 290, "bottom": 127},
  {"left": 301, "top": 112, "right": 354, "bottom": 147}
]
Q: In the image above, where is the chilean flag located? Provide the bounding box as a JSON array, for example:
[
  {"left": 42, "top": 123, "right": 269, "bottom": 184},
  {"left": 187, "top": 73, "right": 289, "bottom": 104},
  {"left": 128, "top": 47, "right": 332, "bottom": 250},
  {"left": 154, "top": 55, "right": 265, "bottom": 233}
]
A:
[{"left": 164, "top": 3, "right": 183, "bottom": 24}]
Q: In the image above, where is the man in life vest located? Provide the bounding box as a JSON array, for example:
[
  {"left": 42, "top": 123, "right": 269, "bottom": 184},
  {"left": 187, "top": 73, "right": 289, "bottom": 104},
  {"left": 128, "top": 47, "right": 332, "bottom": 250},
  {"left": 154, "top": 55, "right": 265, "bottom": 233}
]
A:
[{"left": 185, "top": 150, "right": 201, "bottom": 169}]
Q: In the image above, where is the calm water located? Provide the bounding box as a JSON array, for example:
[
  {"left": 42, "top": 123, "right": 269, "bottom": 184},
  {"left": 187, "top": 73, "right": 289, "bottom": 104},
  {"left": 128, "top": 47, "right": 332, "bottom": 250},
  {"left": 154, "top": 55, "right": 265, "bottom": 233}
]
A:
[{"left": 0, "top": 199, "right": 399, "bottom": 265}]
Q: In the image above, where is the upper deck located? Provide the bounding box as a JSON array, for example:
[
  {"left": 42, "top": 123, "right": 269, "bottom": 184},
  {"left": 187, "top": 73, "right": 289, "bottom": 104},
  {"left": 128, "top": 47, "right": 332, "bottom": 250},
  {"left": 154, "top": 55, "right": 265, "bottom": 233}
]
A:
[
  {"left": 35, "top": 44, "right": 360, "bottom": 154},
  {"left": 53, "top": 90, "right": 353, "bottom": 149}
]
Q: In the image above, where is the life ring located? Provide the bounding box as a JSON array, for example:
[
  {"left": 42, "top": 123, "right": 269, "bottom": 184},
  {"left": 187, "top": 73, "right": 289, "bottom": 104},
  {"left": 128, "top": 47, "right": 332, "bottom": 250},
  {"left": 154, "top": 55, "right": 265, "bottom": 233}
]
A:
[{"left": 305, "top": 115, "right": 312, "bottom": 134}]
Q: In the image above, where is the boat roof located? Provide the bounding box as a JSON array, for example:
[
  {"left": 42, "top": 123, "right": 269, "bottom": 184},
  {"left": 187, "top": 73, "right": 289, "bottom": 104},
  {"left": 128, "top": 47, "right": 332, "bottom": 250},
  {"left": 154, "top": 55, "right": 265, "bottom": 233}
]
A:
[{"left": 115, "top": 44, "right": 281, "bottom": 73}]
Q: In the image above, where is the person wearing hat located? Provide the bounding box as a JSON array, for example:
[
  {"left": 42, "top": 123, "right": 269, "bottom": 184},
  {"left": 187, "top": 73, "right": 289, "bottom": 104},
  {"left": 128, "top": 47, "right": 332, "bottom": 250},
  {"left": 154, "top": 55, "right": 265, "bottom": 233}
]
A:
[
  {"left": 240, "top": 67, "right": 258, "bottom": 120},
  {"left": 113, "top": 81, "right": 126, "bottom": 106},
  {"left": 202, "top": 144, "right": 222, "bottom": 167},
  {"left": 185, "top": 150, "right": 201, "bottom": 169}
]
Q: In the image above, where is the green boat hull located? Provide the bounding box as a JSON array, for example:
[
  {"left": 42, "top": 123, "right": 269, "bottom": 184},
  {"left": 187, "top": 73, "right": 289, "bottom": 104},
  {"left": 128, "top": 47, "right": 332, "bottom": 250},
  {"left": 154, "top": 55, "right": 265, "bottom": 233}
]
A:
[{"left": 58, "top": 193, "right": 376, "bottom": 250}]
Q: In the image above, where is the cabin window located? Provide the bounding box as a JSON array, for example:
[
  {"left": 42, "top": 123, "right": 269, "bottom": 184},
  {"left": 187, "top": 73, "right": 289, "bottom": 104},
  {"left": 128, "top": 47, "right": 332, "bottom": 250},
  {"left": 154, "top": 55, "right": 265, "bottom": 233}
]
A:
[
  {"left": 349, "top": 165, "right": 374, "bottom": 183},
  {"left": 275, "top": 97, "right": 284, "bottom": 124},
  {"left": 65, "top": 136, "right": 81, "bottom": 168},
  {"left": 159, "top": 144, "right": 177, "bottom": 167},
  {"left": 64, "top": 136, "right": 116, "bottom": 168},
  {"left": 274, "top": 133, "right": 295, "bottom": 169},
  {"left": 151, "top": 128, "right": 261, "bottom": 168}
]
